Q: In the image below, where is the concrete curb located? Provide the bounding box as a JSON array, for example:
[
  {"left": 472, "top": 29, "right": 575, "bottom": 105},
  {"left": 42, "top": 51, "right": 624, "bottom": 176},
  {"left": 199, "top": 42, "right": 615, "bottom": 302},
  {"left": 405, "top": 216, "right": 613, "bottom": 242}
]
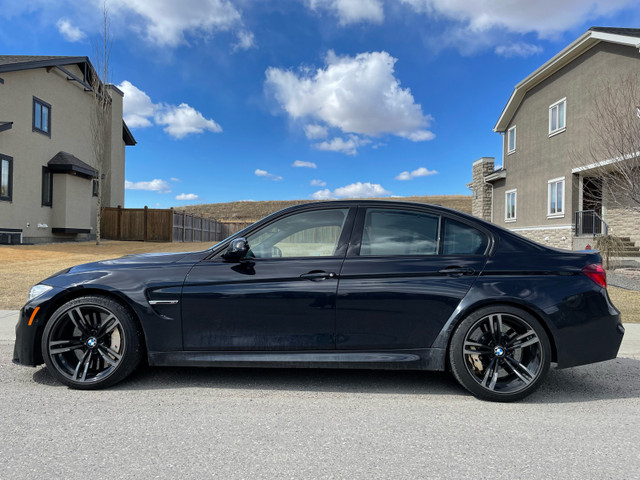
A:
[{"left": 2, "top": 309, "right": 639, "bottom": 359}]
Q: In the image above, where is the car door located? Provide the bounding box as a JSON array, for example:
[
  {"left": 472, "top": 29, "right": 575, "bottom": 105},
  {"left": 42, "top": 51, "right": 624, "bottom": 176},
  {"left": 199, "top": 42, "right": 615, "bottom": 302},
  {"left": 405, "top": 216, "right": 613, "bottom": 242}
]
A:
[
  {"left": 336, "top": 207, "right": 490, "bottom": 350},
  {"left": 181, "top": 207, "right": 355, "bottom": 351}
]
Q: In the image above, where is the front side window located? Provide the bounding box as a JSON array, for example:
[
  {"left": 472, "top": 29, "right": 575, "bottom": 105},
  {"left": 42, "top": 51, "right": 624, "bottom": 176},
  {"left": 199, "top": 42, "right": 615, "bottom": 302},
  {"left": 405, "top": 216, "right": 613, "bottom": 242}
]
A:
[
  {"left": 360, "top": 209, "right": 439, "bottom": 256},
  {"left": 548, "top": 178, "right": 565, "bottom": 216},
  {"left": 0, "top": 155, "right": 12, "bottom": 202},
  {"left": 246, "top": 208, "right": 349, "bottom": 258},
  {"left": 507, "top": 126, "right": 516, "bottom": 154},
  {"left": 549, "top": 98, "right": 566, "bottom": 135},
  {"left": 33, "top": 97, "right": 51, "bottom": 136},
  {"left": 505, "top": 189, "right": 517, "bottom": 222},
  {"left": 42, "top": 167, "right": 53, "bottom": 207}
]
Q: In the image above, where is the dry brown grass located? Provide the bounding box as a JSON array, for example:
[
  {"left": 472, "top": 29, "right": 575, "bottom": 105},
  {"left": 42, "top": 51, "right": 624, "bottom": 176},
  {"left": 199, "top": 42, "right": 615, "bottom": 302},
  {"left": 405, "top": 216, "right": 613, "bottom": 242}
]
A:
[
  {"left": 2, "top": 241, "right": 638, "bottom": 324},
  {"left": 176, "top": 195, "right": 472, "bottom": 221},
  {"left": 0, "top": 241, "right": 211, "bottom": 309}
]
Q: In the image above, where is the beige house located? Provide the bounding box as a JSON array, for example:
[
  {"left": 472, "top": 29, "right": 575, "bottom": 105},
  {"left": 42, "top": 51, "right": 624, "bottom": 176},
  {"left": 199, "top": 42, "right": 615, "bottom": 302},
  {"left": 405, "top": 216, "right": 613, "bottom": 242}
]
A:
[
  {"left": 0, "top": 56, "right": 135, "bottom": 244},
  {"left": 471, "top": 27, "right": 640, "bottom": 253}
]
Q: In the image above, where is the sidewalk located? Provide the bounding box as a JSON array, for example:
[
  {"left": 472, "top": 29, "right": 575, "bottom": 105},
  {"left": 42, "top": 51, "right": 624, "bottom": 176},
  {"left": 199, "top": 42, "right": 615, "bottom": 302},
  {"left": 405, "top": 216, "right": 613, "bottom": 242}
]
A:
[{"left": 2, "top": 309, "right": 639, "bottom": 359}]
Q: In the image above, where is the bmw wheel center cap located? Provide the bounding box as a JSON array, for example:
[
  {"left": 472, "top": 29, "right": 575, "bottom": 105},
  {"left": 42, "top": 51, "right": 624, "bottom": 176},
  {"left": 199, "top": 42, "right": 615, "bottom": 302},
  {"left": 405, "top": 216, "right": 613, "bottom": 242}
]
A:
[
  {"left": 494, "top": 346, "right": 505, "bottom": 357},
  {"left": 86, "top": 337, "right": 97, "bottom": 349}
]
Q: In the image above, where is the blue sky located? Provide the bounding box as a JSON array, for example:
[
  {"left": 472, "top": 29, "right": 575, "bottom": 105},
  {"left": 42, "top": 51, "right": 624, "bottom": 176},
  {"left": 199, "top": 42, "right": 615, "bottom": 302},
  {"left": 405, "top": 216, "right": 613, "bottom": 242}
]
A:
[{"left": 2, "top": 1, "right": 640, "bottom": 207}]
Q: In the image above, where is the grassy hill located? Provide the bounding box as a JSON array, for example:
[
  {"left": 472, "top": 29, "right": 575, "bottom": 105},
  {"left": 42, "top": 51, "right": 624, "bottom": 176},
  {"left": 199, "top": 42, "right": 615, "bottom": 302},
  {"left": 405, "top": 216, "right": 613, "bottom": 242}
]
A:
[{"left": 176, "top": 195, "right": 472, "bottom": 222}]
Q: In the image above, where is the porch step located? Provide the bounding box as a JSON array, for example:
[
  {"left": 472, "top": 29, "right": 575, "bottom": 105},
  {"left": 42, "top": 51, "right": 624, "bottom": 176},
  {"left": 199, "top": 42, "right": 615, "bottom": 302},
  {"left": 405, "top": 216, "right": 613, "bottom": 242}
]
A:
[{"left": 607, "top": 236, "right": 640, "bottom": 257}]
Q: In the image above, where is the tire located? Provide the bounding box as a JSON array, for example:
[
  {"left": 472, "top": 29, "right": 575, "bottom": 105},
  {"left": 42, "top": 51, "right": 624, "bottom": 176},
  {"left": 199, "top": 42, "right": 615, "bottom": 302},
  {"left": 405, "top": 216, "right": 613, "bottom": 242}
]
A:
[
  {"left": 41, "top": 295, "right": 144, "bottom": 390},
  {"left": 449, "top": 305, "right": 551, "bottom": 402}
]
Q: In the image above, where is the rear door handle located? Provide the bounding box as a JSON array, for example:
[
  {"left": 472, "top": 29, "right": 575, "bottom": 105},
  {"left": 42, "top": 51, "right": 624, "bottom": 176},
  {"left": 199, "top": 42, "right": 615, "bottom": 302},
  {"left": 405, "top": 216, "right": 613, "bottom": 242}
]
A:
[
  {"left": 300, "top": 271, "right": 337, "bottom": 281},
  {"left": 438, "top": 266, "right": 475, "bottom": 276}
]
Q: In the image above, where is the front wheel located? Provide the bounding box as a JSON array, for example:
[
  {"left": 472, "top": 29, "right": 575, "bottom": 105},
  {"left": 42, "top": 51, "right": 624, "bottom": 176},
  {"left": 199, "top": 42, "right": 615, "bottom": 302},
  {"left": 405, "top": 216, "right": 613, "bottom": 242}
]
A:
[
  {"left": 41, "top": 295, "right": 143, "bottom": 389},
  {"left": 449, "top": 306, "right": 551, "bottom": 402}
]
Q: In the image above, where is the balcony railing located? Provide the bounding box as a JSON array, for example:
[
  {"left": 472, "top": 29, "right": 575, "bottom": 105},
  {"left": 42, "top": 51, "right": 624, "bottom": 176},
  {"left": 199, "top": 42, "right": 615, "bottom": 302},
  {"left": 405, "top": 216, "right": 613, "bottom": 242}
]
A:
[{"left": 575, "top": 210, "right": 608, "bottom": 236}]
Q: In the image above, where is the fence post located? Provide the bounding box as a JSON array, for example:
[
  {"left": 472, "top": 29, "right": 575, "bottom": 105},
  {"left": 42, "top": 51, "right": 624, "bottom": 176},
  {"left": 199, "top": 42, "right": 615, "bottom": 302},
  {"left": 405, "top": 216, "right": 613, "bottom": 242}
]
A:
[
  {"left": 143, "top": 206, "right": 149, "bottom": 241},
  {"left": 182, "top": 212, "right": 186, "bottom": 242},
  {"left": 170, "top": 208, "right": 174, "bottom": 242},
  {"left": 117, "top": 205, "right": 122, "bottom": 241}
]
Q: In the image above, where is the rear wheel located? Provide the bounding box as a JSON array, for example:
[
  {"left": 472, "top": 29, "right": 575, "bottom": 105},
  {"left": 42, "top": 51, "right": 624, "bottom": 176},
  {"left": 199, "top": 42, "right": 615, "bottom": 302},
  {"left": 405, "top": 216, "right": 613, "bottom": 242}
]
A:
[
  {"left": 449, "top": 305, "right": 551, "bottom": 402},
  {"left": 41, "top": 296, "right": 143, "bottom": 389}
]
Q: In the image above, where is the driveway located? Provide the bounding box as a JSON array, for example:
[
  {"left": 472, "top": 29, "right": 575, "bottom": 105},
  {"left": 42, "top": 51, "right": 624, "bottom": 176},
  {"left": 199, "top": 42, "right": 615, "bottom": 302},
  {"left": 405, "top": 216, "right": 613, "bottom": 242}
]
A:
[{"left": 1, "top": 312, "right": 639, "bottom": 479}]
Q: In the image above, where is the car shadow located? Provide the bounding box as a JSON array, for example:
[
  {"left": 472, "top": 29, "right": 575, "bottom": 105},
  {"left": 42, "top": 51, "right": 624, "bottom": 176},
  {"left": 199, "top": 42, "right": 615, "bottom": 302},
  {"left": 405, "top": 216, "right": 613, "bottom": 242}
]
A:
[{"left": 31, "top": 357, "right": 640, "bottom": 402}]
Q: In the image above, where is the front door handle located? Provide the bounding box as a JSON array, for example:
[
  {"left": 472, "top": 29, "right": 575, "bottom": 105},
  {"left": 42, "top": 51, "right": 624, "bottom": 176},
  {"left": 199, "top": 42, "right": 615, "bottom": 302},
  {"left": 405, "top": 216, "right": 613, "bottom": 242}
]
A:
[
  {"left": 300, "top": 271, "right": 337, "bottom": 281},
  {"left": 438, "top": 266, "right": 475, "bottom": 276}
]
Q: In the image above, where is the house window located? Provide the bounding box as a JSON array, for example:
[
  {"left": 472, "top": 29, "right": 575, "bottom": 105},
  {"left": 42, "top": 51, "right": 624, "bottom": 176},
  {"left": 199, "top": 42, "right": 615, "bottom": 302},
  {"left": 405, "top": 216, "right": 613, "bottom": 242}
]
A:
[
  {"left": 33, "top": 97, "right": 51, "bottom": 136},
  {"left": 507, "top": 126, "right": 516, "bottom": 154},
  {"left": 42, "top": 167, "right": 53, "bottom": 207},
  {"left": 505, "top": 189, "right": 517, "bottom": 222},
  {"left": 549, "top": 98, "right": 566, "bottom": 136},
  {"left": 92, "top": 179, "right": 99, "bottom": 197},
  {"left": 548, "top": 177, "right": 565, "bottom": 217},
  {"left": 0, "top": 154, "right": 12, "bottom": 202}
]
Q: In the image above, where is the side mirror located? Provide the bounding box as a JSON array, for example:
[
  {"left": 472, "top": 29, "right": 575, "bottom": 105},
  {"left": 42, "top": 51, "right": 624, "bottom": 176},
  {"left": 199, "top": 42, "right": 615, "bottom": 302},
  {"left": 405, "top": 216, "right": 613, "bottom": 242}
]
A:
[{"left": 223, "top": 237, "right": 249, "bottom": 262}]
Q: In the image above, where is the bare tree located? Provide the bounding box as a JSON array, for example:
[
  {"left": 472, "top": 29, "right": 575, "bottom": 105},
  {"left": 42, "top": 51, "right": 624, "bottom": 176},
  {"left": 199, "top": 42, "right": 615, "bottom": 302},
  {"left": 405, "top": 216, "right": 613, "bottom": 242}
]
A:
[
  {"left": 581, "top": 74, "right": 640, "bottom": 215},
  {"left": 89, "top": 4, "right": 113, "bottom": 245}
]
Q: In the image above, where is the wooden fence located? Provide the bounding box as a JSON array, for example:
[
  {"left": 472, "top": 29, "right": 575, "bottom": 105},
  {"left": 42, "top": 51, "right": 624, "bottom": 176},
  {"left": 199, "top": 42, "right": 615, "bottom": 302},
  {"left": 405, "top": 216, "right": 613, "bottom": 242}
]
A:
[{"left": 101, "top": 206, "right": 254, "bottom": 242}]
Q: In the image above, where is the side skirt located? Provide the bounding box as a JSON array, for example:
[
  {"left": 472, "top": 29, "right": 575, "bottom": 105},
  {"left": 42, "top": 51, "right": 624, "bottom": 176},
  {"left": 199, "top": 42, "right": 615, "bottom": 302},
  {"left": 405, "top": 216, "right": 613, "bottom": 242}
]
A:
[{"left": 148, "top": 348, "right": 447, "bottom": 371}]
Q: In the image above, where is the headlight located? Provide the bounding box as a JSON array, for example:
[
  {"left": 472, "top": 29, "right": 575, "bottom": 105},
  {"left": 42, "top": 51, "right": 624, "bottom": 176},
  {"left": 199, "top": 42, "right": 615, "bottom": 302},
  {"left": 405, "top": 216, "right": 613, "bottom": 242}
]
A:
[{"left": 27, "top": 284, "right": 53, "bottom": 302}]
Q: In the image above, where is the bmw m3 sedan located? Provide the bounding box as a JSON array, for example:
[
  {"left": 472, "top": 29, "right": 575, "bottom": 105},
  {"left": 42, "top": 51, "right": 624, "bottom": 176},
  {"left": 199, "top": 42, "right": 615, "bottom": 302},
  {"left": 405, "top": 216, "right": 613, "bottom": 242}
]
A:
[{"left": 14, "top": 200, "right": 625, "bottom": 401}]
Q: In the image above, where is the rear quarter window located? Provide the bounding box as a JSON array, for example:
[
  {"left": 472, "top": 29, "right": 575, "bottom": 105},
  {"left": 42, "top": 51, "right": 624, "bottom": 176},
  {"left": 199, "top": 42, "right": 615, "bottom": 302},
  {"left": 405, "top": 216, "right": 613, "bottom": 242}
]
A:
[{"left": 443, "top": 218, "right": 488, "bottom": 255}]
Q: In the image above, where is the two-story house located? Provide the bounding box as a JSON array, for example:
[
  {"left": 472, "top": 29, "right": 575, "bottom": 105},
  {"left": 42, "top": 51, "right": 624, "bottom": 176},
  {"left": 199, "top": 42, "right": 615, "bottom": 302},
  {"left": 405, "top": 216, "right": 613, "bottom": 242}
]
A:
[
  {"left": 471, "top": 27, "right": 640, "bottom": 252},
  {"left": 0, "top": 56, "right": 135, "bottom": 244}
]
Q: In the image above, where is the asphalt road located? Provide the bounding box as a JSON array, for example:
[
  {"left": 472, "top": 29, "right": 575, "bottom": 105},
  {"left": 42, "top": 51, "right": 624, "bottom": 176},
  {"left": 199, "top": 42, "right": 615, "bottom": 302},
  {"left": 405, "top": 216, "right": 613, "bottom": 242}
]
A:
[{"left": 1, "top": 326, "right": 639, "bottom": 479}]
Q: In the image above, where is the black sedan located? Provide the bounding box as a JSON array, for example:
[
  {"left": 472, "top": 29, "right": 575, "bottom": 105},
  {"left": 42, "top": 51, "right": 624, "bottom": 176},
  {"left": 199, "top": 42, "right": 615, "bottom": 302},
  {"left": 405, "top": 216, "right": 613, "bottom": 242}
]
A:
[{"left": 14, "top": 201, "right": 624, "bottom": 401}]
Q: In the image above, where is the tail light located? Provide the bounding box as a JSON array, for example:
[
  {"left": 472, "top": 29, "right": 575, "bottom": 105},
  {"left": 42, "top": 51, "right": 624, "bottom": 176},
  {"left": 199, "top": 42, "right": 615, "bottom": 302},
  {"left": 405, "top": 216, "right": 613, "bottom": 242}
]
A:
[{"left": 582, "top": 263, "right": 607, "bottom": 288}]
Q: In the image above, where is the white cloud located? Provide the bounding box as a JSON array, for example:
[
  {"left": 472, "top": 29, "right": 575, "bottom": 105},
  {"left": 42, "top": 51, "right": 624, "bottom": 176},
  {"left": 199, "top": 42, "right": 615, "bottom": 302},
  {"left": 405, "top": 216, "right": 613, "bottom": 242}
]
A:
[
  {"left": 395, "top": 167, "right": 438, "bottom": 180},
  {"left": 495, "top": 42, "right": 543, "bottom": 58},
  {"left": 56, "top": 18, "right": 86, "bottom": 42},
  {"left": 155, "top": 103, "right": 222, "bottom": 139},
  {"left": 118, "top": 81, "right": 222, "bottom": 139},
  {"left": 109, "top": 0, "right": 246, "bottom": 47},
  {"left": 314, "top": 135, "right": 370, "bottom": 156},
  {"left": 292, "top": 160, "right": 317, "bottom": 168},
  {"left": 306, "top": 0, "right": 384, "bottom": 25},
  {"left": 399, "top": 0, "right": 638, "bottom": 37},
  {"left": 310, "top": 179, "right": 327, "bottom": 186},
  {"left": 175, "top": 193, "right": 199, "bottom": 201},
  {"left": 311, "top": 181, "right": 390, "bottom": 199},
  {"left": 170, "top": 177, "right": 181, "bottom": 182},
  {"left": 266, "top": 50, "right": 434, "bottom": 154},
  {"left": 125, "top": 179, "right": 171, "bottom": 193},
  {"left": 233, "top": 30, "right": 255, "bottom": 51},
  {"left": 304, "top": 124, "right": 329, "bottom": 140},
  {"left": 255, "top": 169, "right": 283, "bottom": 181}
]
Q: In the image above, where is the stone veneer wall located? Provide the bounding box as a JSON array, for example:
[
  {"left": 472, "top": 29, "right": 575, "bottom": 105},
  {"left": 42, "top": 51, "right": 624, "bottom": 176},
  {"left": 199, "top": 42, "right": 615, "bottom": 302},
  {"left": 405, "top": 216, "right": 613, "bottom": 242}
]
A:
[
  {"left": 602, "top": 182, "right": 640, "bottom": 247},
  {"left": 471, "top": 157, "right": 495, "bottom": 221},
  {"left": 509, "top": 227, "right": 574, "bottom": 250}
]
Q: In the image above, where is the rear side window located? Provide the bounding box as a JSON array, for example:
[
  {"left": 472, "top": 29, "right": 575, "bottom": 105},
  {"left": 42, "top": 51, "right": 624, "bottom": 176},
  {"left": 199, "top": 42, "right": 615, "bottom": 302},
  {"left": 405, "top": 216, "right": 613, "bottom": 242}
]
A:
[
  {"left": 443, "top": 218, "right": 488, "bottom": 255},
  {"left": 361, "top": 209, "right": 439, "bottom": 256}
]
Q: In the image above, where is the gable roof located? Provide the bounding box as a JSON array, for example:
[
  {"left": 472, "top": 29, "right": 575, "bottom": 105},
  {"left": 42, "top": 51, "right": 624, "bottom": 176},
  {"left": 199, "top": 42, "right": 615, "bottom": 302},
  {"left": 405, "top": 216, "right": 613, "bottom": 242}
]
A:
[{"left": 494, "top": 27, "right": 640, "bottom": 132}]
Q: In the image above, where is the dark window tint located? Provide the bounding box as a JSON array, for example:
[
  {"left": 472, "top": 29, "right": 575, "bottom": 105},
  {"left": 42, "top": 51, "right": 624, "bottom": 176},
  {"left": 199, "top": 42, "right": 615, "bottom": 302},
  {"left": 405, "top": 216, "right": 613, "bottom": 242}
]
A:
[
  {"left": 0, "top": 155, "right": 12, "bottom": 201},
  {"left": 33, "top": 97, "right": 51, "bottom": 136},
  {"left": 361, "top": 209, "right": 439, "bottom": 256},
  {"left": 443, "top": 218, "right": 488, "bottom": 255},
  {"left": 42, "top": 167, "right": 53, "bottom": 207}
]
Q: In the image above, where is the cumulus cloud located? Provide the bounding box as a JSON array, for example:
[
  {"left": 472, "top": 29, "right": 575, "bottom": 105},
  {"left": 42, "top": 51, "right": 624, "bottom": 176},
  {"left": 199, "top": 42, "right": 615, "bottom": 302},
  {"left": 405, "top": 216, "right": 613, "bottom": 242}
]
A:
[
  {"left": 233, "top": 30, "right": 255, "bottom": 51},
  {"left": 399, "top": 0, "right": 638, "bottom": 37},
  {"left": 255, "top": 169, "right": 283, "bottom": 181},
  {"left": 56, "top": 18, "right": 86, "bottom": 42},
  {"left": 306, "top": 0, "right": 384, "bottom": 25},
  {"left": 170, "top": 177, "right": 181, "bottom": 182},
  {"left": 109, "top": 0, "right": 247, "bottom": 47},
  {"left": 395, "top": 167, "right": 438, "bottom": 180},
  {"left": 495, "top": 42, "right": 543, "bottom": 58},
  {"left": 292, "top": 160, "right": 317, "bottom": 168},
  {"left": 266, "top": 50, "right": 434, "bottom": 155},
  {"left": 314, "top": 135, "right": 370, "bottom": 156},
  {"left": 311, "top": 182, "right": 390, "bottom": 199},
  {"left": 304, "top": 124, "right": 329, "bottom": 140},
  {"left": 125, "top": 179, "right": 171, "bottom": 193},
  {"left": 118, "top": 81, "right": 222, "bottom": 139},
  {"left": 310, "top": 179, "right": 327, "bottom": 186},
  {"left": 175, "top": 193, "right": 199, "bottom": 201}
]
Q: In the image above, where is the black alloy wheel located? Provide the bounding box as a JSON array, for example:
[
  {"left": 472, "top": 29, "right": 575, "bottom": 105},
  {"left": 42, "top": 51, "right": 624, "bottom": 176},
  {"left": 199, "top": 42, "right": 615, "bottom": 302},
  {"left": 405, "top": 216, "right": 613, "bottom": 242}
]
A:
[
  {"left": 41, "top": 296, "right": 143, "bottom": 389},
  {"left": 449, "top": 305, "right": 551, "bottom": 402}
]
